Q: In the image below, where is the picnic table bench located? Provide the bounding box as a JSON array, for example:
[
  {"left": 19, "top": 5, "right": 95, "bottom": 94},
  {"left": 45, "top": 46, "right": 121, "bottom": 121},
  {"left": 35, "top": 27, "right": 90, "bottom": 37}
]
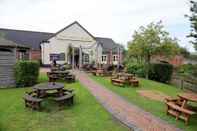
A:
[
  {"left": 64, "top": 74, "right": 75, "bottom": 82},
  {"left": 47, "top": 71, "right": 75, "bottom": 83},
  {"left": 53, "top": 92, "right": 74, "bottom": 108},
  {"left": 23, "top": 93, "right": 43, "bottom": 110},
  {"left": 130, "top": 79, "right": 139, "bottom": 87},
  {"left": 165, "top": 101, "right": 196, "bottom": 125},
  {"left": 111, "top": 78, "right": 125, "bottom": 87},
  {"left": 23, "top": 83, "right": 75, "bottom": 111},
  {"left": 165, "top": 98, "right": 196, "bottom": 125}
]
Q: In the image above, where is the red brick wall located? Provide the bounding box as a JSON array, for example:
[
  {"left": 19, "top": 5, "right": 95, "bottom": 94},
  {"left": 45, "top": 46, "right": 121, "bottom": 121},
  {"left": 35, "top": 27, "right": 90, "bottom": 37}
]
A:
[
  {"left": 169, "top": 55, "right": 184, "bottom": 67},
  {"left": 152, "top": 55, "right": 185, "bottom": 67},
  {"left": 30, "top": 50, "right": 41, "bottom": 61}
]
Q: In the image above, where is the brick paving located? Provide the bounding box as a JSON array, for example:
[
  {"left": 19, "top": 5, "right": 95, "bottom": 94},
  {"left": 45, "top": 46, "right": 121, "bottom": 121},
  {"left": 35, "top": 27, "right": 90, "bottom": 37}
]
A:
[{"left": 74, "top": 71, "right": 182, "bottom": 131}]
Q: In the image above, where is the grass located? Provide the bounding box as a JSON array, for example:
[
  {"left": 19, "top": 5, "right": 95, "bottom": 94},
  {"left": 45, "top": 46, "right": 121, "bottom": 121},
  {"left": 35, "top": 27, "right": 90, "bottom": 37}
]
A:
[
  {"left": 0, "top": 73, "right": 128, "bottom": 131},
  {"left": 90, "top": 75, "right": 197, "bottom": 131}
]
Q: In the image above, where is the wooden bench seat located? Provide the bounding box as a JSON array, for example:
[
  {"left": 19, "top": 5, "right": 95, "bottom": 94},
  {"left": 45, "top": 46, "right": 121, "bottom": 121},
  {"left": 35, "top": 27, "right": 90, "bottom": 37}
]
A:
[
  {"left": 166, "top": 102, "right": 196, "bottom": 125},
  {"left": 23, "top": 94, "right": 43, "bottom": 110},
  {"left": 130, "top": 79, "right": 139, "bottom": 87},
  {"left": 53, "top": 93, "right": 74, "bottom": 109},
  {"left": 111, "top": 78, "right": 125, "bottom": 87},
  {"left": 91, "top": 70, "right": 97, "bottom": 76},
  {"left": 64, "top": 75, "right": 75, "bottom": 82}
]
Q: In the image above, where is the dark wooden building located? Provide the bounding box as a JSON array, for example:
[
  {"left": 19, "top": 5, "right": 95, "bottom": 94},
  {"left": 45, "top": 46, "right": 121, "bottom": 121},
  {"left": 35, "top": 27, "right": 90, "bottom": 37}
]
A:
[
  {"left": 0, "top": 38, "right": 29, "bottom": 87},
  {"left": 0, "top": 28, "right": 53, "bottom": 61}
]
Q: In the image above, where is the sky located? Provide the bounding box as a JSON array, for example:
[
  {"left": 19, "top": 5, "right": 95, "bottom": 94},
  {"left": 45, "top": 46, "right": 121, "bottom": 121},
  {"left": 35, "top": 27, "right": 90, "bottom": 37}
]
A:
[{"left": 0, "top": 0, "right": 195, "bottom": 52}]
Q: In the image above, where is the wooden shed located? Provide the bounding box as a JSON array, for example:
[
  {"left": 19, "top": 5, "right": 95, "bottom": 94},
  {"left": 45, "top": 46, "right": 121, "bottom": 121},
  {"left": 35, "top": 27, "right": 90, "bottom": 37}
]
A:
[
  {"left": 0, "top": 38, "right": 29, "bottom": 87},
  {"left": 0, "top": 38, "right": 17, "bottom": 87}
]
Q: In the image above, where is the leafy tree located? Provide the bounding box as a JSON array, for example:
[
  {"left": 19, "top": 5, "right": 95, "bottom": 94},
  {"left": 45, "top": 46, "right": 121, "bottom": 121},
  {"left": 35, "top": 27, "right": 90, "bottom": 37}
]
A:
[
  {"left": 179, "top": 47, "right": 190, "bottom": 58},
  {"left": 187, "top": 0, "right": 197, "bottom": 51},
  {"left": 127, "top": 22, "right": 180, "bottom": 79}
]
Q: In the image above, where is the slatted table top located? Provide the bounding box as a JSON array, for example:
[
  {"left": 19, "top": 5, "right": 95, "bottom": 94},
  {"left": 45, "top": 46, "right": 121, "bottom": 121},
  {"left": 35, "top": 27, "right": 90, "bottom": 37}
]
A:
[
  {"left": 178, "top": 92, "right": 197, "bottom": 102},
  {"left": 33, "top": 82, "right": 64, "bottom": 91},
  {"left": 48, "top": 71, "right": 70, "bottom": 74}
]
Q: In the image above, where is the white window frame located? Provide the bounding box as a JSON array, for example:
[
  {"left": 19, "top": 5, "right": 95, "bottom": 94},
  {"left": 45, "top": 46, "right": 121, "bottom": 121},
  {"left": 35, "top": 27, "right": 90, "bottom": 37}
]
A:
[
  {"left": 83, "top": 54, "right": 89, "bottom": 64},
  {"left": 102, "top": 55, "right": 107, "bottom": 62},
  {"left": 113, "top": 55, "right": 118, "bottom": 61}
]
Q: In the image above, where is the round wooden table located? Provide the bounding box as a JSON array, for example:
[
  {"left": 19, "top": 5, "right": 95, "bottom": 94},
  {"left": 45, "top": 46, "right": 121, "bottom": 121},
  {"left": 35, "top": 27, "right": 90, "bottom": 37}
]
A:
[
  {"left": 51, "top": 71, "right": 69, "bottom": 74},
  {"left": 33, "top": 82, "right": 64, "bottom": 97}
]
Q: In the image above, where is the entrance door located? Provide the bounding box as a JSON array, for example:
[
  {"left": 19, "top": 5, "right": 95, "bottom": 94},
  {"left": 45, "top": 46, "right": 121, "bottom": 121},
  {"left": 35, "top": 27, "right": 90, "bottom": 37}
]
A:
[{"left": 69, "top": 47, "right": 80, "bottom": 69}]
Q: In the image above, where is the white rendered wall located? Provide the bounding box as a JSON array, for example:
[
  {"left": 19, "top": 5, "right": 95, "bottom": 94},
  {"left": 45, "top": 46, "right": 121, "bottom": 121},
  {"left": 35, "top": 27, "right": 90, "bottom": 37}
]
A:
[{"left": 41, "top": 23, "right": 96, "bottom": 65}]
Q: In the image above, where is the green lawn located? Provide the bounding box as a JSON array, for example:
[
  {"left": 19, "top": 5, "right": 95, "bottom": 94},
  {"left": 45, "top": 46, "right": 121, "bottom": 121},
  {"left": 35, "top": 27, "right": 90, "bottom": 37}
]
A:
[
  {"left": 0, "top": 74, "right": 127, "bottom": 131},
  {"left": 90, "top": 75, "right": 197, "bottom": 131}
]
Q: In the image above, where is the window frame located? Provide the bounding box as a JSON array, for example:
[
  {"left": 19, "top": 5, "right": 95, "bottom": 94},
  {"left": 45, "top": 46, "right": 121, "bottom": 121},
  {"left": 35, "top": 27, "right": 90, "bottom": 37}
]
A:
[
  {"left": 113, "top": 55, "right": 118, "bottom": 61},
  {"left": 102, "top": 55, "right": 107, "bottom": 62}
]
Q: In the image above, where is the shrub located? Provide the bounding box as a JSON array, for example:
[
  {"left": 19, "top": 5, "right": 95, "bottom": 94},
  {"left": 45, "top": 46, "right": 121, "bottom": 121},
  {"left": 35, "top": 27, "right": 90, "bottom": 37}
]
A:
[
  {"left": 149, "top": 63, "right": 173, "bottom": 83},
  {"left": 126, "top": 63, "right": 145, "bottom": 77},
  {"left": 15, "top": 61, "right": 40, "bottom": 87}
]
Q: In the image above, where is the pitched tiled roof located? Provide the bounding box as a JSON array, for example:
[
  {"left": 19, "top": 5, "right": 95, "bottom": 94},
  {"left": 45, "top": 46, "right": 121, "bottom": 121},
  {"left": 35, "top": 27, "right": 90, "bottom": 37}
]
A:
[
  {"left": 0, "top": 28, "right": 53, "bottom": 50},
  {"left": 0, "top": 22, "right": 123, "bottom": 51},
  {"left": 0, "top": 37, "right": 29, "bottom": 48},
  {"left": 0, "top": 37, "right": 17, "bottom": 47},
  {"left": 95, "top": 37, "right": 123, "bottom": 53}
]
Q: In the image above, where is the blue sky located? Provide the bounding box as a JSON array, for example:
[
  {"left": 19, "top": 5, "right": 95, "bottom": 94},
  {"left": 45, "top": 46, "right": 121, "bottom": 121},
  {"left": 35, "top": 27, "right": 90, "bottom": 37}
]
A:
[{"left": 0, "top": 0, "right": 195, "bottom": 52}]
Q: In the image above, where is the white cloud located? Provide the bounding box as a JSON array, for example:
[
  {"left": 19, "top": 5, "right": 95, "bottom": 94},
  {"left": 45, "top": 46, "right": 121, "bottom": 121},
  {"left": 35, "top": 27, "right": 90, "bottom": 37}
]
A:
[{"left": 0, "top": 0, "right": 195, "bottom": 52}]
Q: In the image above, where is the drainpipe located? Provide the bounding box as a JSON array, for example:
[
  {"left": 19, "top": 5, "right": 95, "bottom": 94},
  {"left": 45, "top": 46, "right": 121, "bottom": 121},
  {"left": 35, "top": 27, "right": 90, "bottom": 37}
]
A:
[
  {"left": 79, "top": 46, "right": 82, "bottom": 70},
  {"left": 72, "top": 47, "right": 75, "bottom": 70}
]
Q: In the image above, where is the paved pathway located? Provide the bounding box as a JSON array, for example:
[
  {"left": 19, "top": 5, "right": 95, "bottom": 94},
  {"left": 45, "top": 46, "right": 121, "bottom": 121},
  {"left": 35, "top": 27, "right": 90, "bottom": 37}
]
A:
[{"left": 74, "top": 71, "right": 182, "bottom": 131}]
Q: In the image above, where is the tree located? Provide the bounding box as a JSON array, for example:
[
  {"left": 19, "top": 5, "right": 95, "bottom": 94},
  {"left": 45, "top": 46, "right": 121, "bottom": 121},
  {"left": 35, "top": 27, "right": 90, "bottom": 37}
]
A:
[
  {"left": 187, "top": 0, "right": 197, "bottom": 51},
  {"left": 179, "top": 47, "right": 190, "bottom": 58},
  {"left": 128, "top": 22, "right": 180, "bottom": 79}
]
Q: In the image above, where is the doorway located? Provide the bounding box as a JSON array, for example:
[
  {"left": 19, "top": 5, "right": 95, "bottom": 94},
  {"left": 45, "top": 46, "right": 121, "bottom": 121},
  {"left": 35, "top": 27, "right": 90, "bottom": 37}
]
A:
[{"left": 68, "top": 47, "right": 80, "bottom": 69}]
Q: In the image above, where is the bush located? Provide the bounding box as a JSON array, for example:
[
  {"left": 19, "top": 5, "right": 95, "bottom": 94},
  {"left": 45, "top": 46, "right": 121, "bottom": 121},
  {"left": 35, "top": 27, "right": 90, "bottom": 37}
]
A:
[
  {"left": 15, "top": 61, "right": 40, "bottom": 87},
  {"left": 149, "top": 63, "right": 173, "bottom": 83},
  {"left": 126, "top": 63, "right": 145, "bottom": 77}
]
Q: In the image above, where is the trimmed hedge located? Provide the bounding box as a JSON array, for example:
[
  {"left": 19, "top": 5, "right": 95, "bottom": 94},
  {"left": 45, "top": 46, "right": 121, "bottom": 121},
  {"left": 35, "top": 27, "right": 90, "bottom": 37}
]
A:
[
  {"left": 149, "top": 63, "right": 173, "bottom": 83},
  {"left": 15, "top": 61, "right": 40, "bottom": 87}
]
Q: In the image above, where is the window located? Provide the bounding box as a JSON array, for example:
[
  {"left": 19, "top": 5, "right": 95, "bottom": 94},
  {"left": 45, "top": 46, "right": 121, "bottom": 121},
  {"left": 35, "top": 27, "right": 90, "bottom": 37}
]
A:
[
  {"left": 50, "top": 54, "right": 60, "bottom": 61},
  {"left": 50, "top": 53, "right": 65, "bottom": 61},
  {"left": 113, "top": 55, "right": 118, "bottom": 61},
  {"left": 84, "top": 54, "right": 89, "bottom": 63},
  {"left": 59, "top": 53, "right": 65, "bottom": 61},
  {"left": 18, "top": 50, "right": 29, "bottom": 60},
  {"left": 102, "top": 55, "right": 107, "bottom": 62}
]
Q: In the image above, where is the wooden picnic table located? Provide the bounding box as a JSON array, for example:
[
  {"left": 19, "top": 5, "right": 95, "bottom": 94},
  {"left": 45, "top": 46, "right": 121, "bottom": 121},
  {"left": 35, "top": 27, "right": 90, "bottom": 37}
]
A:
[
  {"left": 47, "top": 71, "right": 71, "bottom": 82},
  {"left": 178, "top": 92, "right": 197, "bottom": 108},
  {"left": 33, "top": 82, "right": 64, "bottom": 98},
  {"left": 51, "top": 71, "right": 70, "bottom": 75},
  {"left": 116, "top": 73, "right": 134, "bottom": 82}
]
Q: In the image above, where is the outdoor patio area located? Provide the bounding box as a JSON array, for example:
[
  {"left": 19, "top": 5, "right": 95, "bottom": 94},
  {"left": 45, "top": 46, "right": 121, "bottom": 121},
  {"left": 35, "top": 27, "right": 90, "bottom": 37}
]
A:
[
  {"left": 89, "top": 74, "right": 197, "bottom": 131},
  {"left": 1, "top": 1, "right": 197, "bottom": 130},
  {"left": 0, "top": 73, "right": 127, "bottom": 131}
]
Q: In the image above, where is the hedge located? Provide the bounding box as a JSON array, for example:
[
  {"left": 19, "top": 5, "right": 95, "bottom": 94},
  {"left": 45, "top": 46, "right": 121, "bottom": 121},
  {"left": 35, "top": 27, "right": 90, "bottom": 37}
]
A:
[
  {"left": 15, "top": 61, "right": 40, "bottom": 87},
  {"left": 149, "top": 63, "right": 173, "bottom": 83}
]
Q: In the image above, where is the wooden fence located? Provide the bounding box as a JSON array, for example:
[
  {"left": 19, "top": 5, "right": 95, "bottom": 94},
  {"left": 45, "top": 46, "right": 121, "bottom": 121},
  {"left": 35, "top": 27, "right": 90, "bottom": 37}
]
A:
[{"left": 171, "top": 75, "right": 197, "bottom": 92}]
